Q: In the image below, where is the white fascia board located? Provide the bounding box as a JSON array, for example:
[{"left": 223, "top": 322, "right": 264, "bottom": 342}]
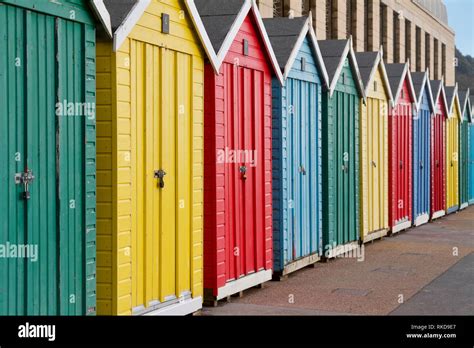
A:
[
  {"left": 251, "top": 0, "right": 284, "bottom": 85},
  {"left": 308, "top": 24, "right": 329, "bottom": 89},
  {"left": 184, "top": 0, "right": 219, "bottom": 73},
  {"left": 113, "top": 0, "right": 151, "bottom": 52},
  {"left": 90, "top": 0, "right": 113, "bottom": 38}
]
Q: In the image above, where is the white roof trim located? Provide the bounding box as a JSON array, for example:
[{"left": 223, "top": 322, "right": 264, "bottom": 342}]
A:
[
  {"left": 437, "top": 77, "right": 449, "bottom": 118},
  {"left": 362, "top": 46, "right": 394, "bottom": 104},
  {"left": 414, "top": 69, "right": 435, "bottom": 113},
  {"left": 215, "top": 0, "right": 253, "bottom": 67},
  {"left": 447, "top": 83, "right": 462, "bottom": 119},
  {"left": 251, "top": 0, "right": 284, "bottom": 85},
  {"left": 113, "top": 0, "right": 151, "bottom": 52},
  {"left": 90, "top": 0, "right": 112, "bottom": 38},
  {"left": 327, "top": 38, "right": 365, "bottom": 100},
  {"left": 184, "top": 0, "right": 219, "bottom": 72},
  {"left": 281, "top": 16, "right": 329, "bottom": 88},
  {"left": 185, "top": 0, "right": 283, "bottom": 83},
  {"left": 460, "top": 88, "right": 471, "bottom": 122},
  {"left": 392, "top": 61, "right": 417, "bottom": 112},
  {"left": 307, "top": 20, "right": 330, "bottom": 88},
  {"left": 283, "top": 19, "right": 309, "bottom": 79}
]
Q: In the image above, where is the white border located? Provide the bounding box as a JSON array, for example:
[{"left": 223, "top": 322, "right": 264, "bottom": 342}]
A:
[
  {"left": 446, "top": 83, "right": 462, "bottom": 119},
  {"left": 275, "top": 15, "right": 329, "bottom": 87},
  {"left": 90, "top": 0, "right": 113, "bottom": 38},
  {"left": 413, "top": 69, "right": 436, "bottom": 113},
  {"left": 184, "top": 0, "right": 219, "bottom": 72},
  {"left": 113, "top": 0, "right": 151, "bottom": 52},
  {"left": 414, "top": 213, "right": 430, "bottom": 227},
  {"left": 431, "top": 210, "right": 446, "bottom": 220},
  {"left": 185, "top": 0, "right": 284, "bottom": 84},
  {"left": 391, "top": 220, "right": 412, "bottom": 234},
  {"left": 143, "top": 297, "right": 202, "bottom": 316},
  {"left": 216, "top": 269, "right": 272, "bottom": 300},
  {"left": 460, "top": 88, "right": 472, "bottom": 123},
  {"left": 390, "top": 61, "right": 418, "bottom": 112},
  {"left": 357, "top": 46, "right": 394, "bottom": 105},
  {"left": 325, "top": 37, "right": 366, "bottom": 100}
]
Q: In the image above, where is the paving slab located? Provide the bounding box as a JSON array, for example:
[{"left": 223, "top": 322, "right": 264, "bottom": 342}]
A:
[
  {"left": 203, "top": 206, "right": 474, "bottom": 315},
  {"left": 390, "top": 252, "right": 474, "bottom": 315}
]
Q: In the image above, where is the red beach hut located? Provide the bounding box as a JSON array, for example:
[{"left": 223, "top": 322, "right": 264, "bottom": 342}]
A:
[
  {"left": 429, "top": 78, "right": 449, "bottom": 219},
  {"left": 186, "top": 0, "right": 283, "bottom": 304},
  {"left": 386, "top": 62, "right": 417, "bottom": 233}
]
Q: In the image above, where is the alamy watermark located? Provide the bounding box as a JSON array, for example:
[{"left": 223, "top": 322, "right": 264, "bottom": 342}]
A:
[
  {"left": 0, "top": 242, "right": 38, "bottom": 262},
  {"left": 55, "top": 100, "right": 95, "bottom": 120},
  {"left": 217, "top": 147, "right": 258, "bottom": 167}
]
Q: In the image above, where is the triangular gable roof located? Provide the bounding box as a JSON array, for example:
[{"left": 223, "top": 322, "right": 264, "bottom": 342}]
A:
[
  {"left": 318, "top": 38, "right": 365, "bottom": 100},
  {"left": 102, "top": 0, "right": 150, "bottom": 51},
  {"left": 90, "top": 0, "right": 113, "bottom": 38},
  {"left": 445, "top": 84, "right": 462, "bottom": 119},
  {"left": 471, "top": 96, "right": 474, "bottom": 122},
  {"left": 186, "top": 0, "right": 283, "bottom": 83},
  {"left": 385, "top": 62, "right": 417, "bottom": 111},
  {"left": 101, "top": 0, "right": 216, "bottom": 68},
  {"left": 430, "top": 77, "right": 449, "bottom": 117},
  {"left": 263, "top": 15, "right": 329, "bottom": 87},
  {"left": 460, "top": 88, "right": 472, "bottom": 122},
  {"left": 354, "top": 47, "right": 393, "bottom": 104},
  {"left": 410, "top": 69, "right": 435, "bottom": 113}
]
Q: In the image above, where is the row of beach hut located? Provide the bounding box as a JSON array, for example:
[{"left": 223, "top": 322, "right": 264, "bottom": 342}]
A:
[{"left": 0, "top": 0, "right": 472, "bottom": 316}]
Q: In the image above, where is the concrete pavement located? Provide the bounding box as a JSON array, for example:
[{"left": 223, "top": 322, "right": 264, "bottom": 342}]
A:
[{"left": 202, "top": 206, "right": 474, "bottom": 316}]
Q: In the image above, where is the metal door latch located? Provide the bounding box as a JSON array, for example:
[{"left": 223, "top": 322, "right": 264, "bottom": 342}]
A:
[
  {"left": 399, "top": 160, "right": 403, "bottom": 170},
  {"left": 371, "top": 160, "right": 377, "bottom": 168},
  {"left": 240, "top": 166, "right": 247, "bottom": 181},
  {"left": 14, "top": 170, "right": 35, "bottom": 200},
  {"left": 420, "top": 161, "right": 424, "bottom": 169},
  {"left": 154, "top": 169, "right": 167, "bottom": 188},
  {"left": 341, "top": 164, "right": 349, "bottom": 173},
  {"left": 436, "top": 159, "right": 440, "bottom": 168},
  {"left": 299, "top": 165, "right": 306, "bottom": 175}
]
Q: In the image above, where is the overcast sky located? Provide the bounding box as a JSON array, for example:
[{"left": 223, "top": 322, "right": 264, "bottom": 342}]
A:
[{"left": 445, "top": 0, "right": 474, "bottom": 56}]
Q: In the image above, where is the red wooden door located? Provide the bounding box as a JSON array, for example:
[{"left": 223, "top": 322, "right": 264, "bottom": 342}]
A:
[
  {"left": 431, "top": 103, "right": 446, "bottom": 216},
  {"left": 224, "top": 63, "right": 265, "bottom": 281},
  {"left": 389, "top": 99, "right": 413, "bottom": 228}
]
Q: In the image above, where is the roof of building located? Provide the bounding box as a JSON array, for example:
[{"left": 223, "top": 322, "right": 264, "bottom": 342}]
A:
[
  {"left": 194, "top": 0, "right": 244, "bottom": 53},
  {"left": 103, "top": 0, "right": 137, "bottom": 32},
  {"left": 263, "top": 16, "right": 308, "bottom": 70},
  {"left": 411, "top": 70, "right": 435, "bottom": 112}
]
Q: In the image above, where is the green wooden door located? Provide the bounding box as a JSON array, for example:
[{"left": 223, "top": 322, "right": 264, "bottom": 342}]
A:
[
  {"left": 460, "top": 120, "right": 469, "bottom": 206},
  {"left": 0, "top": 3, "right": 96, "bottom": 315}
]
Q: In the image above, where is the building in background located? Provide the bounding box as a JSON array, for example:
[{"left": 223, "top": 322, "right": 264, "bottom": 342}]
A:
[{"left": 257, "top": 0, "right": 455, "bottom": 85}]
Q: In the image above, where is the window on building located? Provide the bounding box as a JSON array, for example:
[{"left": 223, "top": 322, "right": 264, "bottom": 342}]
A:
[
  {"left": 416, "top": 26, "right": 421, "bottom": 71},
  {"left": 393, "top": 12, "right": 400, "bottom": 63},
  {"left": 425, "top": 33, "right": 431, "bottom": 74},
  {"left": 405, "top": 20, "right": 411, "bottom": 64},
  {"left": 434, "top": 38, "right": 439, "bottom": 80},
  {"left": 346, "top": 0, "right": 353, "bottom": 38},
  {"left": 364, "top": 0, "right": 370, "bottom": 51},
  {"left": 442, "top": 43, "right": 446, "bottom": 79},
  {"left": 380, "top": 4, "right": 387, "bottom": 59},
  {"left": 326, "top": 0, "right": 333, "bottom": 39},
  {"left": 273, "top": 0, "right": 283, "bottom": 17}
]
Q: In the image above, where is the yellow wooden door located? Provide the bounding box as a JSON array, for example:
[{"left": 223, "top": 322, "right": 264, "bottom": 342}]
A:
[
  {"left": 446, "top": 116, "right": 459, "bottom": 211},
  {"left": 131, "top": 41, "right": 193, "bottom": 311}
]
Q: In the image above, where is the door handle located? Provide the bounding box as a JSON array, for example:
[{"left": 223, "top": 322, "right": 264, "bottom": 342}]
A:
[
  {"left": 371, "top": 160, "right": 377, "bottom": 168},
  {"left": 240, "top": 166, "right": 247, "bottom": 181},
  {"left": 341, "top": 163, "right": 349, "bottom": 173},
  {"left": 399, "top": 160, "right": 403, "bottom": 170},
  {"left": 154, "top": 169, "right": 167, "bottom": 188},
  {"left": 299, "top": 165, "right": 306, "bottom": 175},
  {"left": 420, "top": 161, "right": 424, "bottom": 169},
  {"left": 436, "top": 160, "right": 440, "bottom": 168},
  {"left": 15, "top": 169, "right": 35, "bottom": 200}
]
